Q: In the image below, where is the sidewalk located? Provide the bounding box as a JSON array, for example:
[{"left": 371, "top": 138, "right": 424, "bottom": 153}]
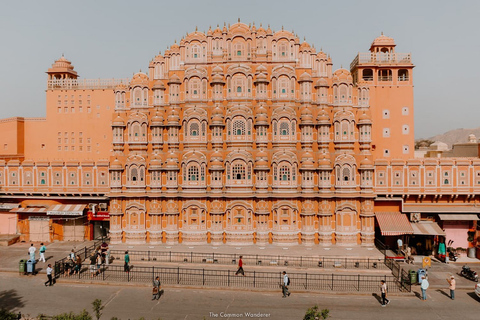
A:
[{"left": 398, "top": 255, "right": 480, "bottom": 290}]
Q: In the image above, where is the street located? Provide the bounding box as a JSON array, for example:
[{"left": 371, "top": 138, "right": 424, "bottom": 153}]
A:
[{"left": 1, "top": 272, "right": 479, "bottom": 320}]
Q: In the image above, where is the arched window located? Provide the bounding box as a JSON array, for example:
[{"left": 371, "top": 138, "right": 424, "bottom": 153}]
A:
[
  {"left": 189, "top": 122, "right": 199, "bottom": 136},
  {"left": 133, "top": 87, "right": 142, "bottom": 106},
  {"left": 188, "top": 165, "right": 199, "bottom": 181},
  {"left": 279, "top": 122, "right": 289, "bottom": 136},
  {"left": 342, "top": 167, "right": 350, "bottom": 181},
  {"left": 233, "top": 120, "right": 245, "bottom": 135},
  {"left": 232, "top": 164, "right": 245, "bottom": 180},
  {"left": 131, "top": 167, "right": 138, "bottom": 181}
]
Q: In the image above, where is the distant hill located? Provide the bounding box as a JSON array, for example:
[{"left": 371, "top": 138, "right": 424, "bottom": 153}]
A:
[{"left": 425, "top": 127, "right": 480, "bottom": 148}]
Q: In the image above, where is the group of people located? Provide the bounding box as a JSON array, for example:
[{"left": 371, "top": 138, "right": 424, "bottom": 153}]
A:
[
  {"left": 89, "top": 243, "right": 110, "bottom": 277},
  {"left": 27, "top": 243, "right": 47, "bottom": 263},
  {"left": 63, "top": 250, "right": 83, "bottom": 276}
]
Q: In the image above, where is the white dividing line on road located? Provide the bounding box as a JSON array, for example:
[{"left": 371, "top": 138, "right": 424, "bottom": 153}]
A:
[{"left": 103, "top": 288, "right": 123, "bottom": 308}]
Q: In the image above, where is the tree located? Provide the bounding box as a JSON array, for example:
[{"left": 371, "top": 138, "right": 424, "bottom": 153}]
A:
[
  {"left": 0, "top": 308, "right": 18, "bottom": 320},
  {"left": 92, "top": 299, "right": 104, "bottom": 320},
  {"left": 303, "top": 305, "right": 329, "bottom": 320}
]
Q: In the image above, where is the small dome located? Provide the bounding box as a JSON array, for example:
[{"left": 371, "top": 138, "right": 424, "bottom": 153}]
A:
[
  {"left": 149, "top": 154, "right": 163, "bottom": 168},
  {"left": 300, "top": 106, "right": 314, "bottom": 123},
  {"left": 168, "top": 73, "right": 182, "bottom": 85},
  {"left": 152, "top": 80, "right": 165, "bottom": 90},
  {"left": 112, "top": 115, "right": 125, "bottom": 126},
  {"left": 254, "top": 72, "right": 269, "bottom": 83},
  {"left": 211, "top": 73, "right": 225, "bottom": 84},
  {"left": 256, "top": 64, "right": 267, "bottom": 73},
  {"left": 430, "top": 141, "right": 449, "bottom": 151},
  {"left": 110, "top": 158, "right": 122, "bottom": 169},
  {"left": 371, "top": 33, "right": 396, "bottom": 48},
  {"left": 300, "top": 41, "right": 311, "bottom": 50},
  {"left": 211, "top": 106, "right": 224, "bottom": 123},
  {"left": 299, "top": 72, "right": 313, "bottom": 83},
  {"left": 114, "top": 83, "right": 128, "bottom": 91},
  {"left": 212, "top": 65, "right": 224, "bottom": 74},
  {"left": 316, "top": 108, "right": 330, "bottom": 124},
  {"left": 130, "top": 72, "right": 149, "bottom": 86},
  {"left": 164, "top": 152, "right": 179, "bottom": 169},
  {"left": 315, "top": 78, "right": 329, "bottom": 88},
  {"left": 333, "top": 69, "right": 353, "bottom": 83},
  {"left": 318, "top": 154, "right": 331, "bottom": 168},
  {"left": 358, "top": 110, "right": 372, "bottom": 124},
  {"left": 52, "top": 56, "right": 75, "bottom": 70},
  {"left": 167, "top": 108, "right": 180, "bottom": 124},
  {"left": 151, "top": 112, "right": 163, "bottom": 126},
  {"left": 360, "top": 157, "right": 373, "bottom": 169}
]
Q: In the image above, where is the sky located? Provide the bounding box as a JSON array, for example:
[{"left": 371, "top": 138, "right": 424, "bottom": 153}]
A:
[{"left": 0, "top": 0, "right": 478, "bottom": 139}]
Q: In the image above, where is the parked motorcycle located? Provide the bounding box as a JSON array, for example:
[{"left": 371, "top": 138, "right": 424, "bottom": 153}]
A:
[
  {"left": 447, "top": 240, "right": 459, "bottom": 262},
  {"left": 460, "top": 265, "right": 478, "bottom": 282}
]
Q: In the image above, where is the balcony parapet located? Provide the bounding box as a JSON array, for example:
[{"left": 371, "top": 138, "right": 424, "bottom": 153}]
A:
[
  {"left": 350, "top": 52, "right": 412, "bottom": 69},
  {"left": 47, "top": 78, "right": 131, "bottom": 90}
]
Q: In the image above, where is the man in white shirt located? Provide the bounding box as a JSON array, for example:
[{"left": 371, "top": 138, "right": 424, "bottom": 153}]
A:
[
  {"left": 282, "top": 271, "right": 291, "bottom": 298},
  {"left": 28, "top": 244, "right": 36, "bottom": 261},
  {"left": 44, "top": 264, "right": 53, "bottom": 286},
  {"left": 380, "top": 280, "right": 390, "bottom": 306}
]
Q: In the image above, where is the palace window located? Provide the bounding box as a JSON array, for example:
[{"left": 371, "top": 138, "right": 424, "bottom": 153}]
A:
[
  {"left": 188, "top": 165, "right": 199, "bottom": 181},
  {"left": 232, "top": 164, "right": 245, "bottom": 180},
  {"left": 233, "top": 120, "right": 245, "bottom": 136}
]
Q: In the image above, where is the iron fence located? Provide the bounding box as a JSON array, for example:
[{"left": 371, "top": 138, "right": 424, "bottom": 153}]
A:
[
  {"left": 54, "top": 237, "right": 109, "bottom": 279},
  {"left": 108, "top": 250, "right": 388, "bottom": 270},
  {"left": 55, "top": 264, "right": 408, "bottom": 293}
]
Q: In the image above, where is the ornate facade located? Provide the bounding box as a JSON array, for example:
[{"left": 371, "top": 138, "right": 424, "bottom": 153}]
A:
[{"left": 1, "top": 22, "right": 479, "bottom": 250}]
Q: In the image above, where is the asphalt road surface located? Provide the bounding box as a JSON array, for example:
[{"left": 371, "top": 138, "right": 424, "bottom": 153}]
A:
[{"left": 1, "top": 272, "right": 479, "bottom": 320}]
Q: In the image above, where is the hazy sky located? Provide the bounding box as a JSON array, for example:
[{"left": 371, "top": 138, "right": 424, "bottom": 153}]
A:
[{"left": 0, "top": 0, "right": 478, "bottom": 139}]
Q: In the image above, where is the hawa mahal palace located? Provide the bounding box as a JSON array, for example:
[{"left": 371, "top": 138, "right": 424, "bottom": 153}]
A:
[{"left": 1, "top": 22, "right": 479, "bottom": 251}]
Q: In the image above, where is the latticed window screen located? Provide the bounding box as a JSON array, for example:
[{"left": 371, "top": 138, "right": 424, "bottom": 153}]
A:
[
  {"left": 342, "top": 167, "right": 350, "bottom": 181},
  {"left": 279, "top": 122, "right": 289, "bottom": 135},
  {"left": 131, "top": 167, "right": 138, "bottom": 181},
  {"left": 189, "top": 122, "right": 199, "bottom": 136},
  {"left": 233, "top": 120, "right": 245, "bottom": 135},
  {"left": 188, "top": 165, "right": 199, "bottom": 181},
  {"left": 280, "top": 165, "right": 290, "bottom": 181},
  {"left": 140, "top": 168, "right": 144, "bottom": 181},
  {"left": 232, "top": 164, "right": 245, "bottom": 180}
]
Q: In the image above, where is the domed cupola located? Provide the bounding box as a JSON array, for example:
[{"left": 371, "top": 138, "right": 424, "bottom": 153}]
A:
[
  {"left": 300, "top": 106, "right": 314, "bottom": 125},
  {"left": 47, "top": 55, "right": 78, "bottom": 80},
  {"left": 316, "top": 108, "right": 330, "bottom": 125}
]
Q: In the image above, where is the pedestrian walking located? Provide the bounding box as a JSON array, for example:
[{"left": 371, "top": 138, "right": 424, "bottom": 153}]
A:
[
  {"left": 69, "top": 249, "right": 75, "bottom": 260},
  {"left": 235, "top": 256, "right": 245, "bottom": 276},
  {"left": 420, "top": 276, "right": 429, "bottom": 301},
  {"left": 28, "top": 243, "right": 36, "bottom": 261},
  {"left": 44, "top": 264, "right": 53, "bottom": 287},
  {"left": 95, "top": 252, "right": 102, "bottom": 275},
  {"left": 124, "top": 251, "right": 130, "bottom": 272},
  {"left": 281, "top": 271, "right": 290, "bottom": 298},
  {"left": 39, "top": 243, "right": 46, "bottom": 263},
  {"left": 152, "top": 276, "right": 162, "bottom": 300},
  {"left": 446, "top": 275, "right": 455, "bottom": 300},
  {"left": 397, "top": 238, "right": 403, "bottom": 255},
  {"left": 380, "top": 280, "right": 390, "bottom": 306}
]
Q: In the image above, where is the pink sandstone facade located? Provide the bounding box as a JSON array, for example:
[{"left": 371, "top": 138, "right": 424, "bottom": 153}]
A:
[{"left": 0, "top": 23, "right": 478, "bottom": 253}]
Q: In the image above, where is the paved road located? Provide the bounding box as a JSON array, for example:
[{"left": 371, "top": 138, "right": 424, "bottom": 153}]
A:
[{"left": 1, "top": 272, "right": 479, "bottom": 320}]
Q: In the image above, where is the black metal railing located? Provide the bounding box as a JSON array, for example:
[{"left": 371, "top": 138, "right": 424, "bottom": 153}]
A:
[
  {"left": 54, "top": 237, "right": 109, "bottom": 279},
  {"left": 107, "top": 250, "right": 388, "bottom": 270},
  {"left": 55, "top": 264, "right": 408, "bottom": 293}
]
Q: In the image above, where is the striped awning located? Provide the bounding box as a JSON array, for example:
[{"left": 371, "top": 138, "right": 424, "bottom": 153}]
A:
[
  {"left": 375, "top": 212, "right": 414, "bottom": 236},
  {"left": 410, "top": 221, "right": 445, "bottom": 236},
  {"left": 10, "top": 207, "right": 48, "bottom": 213},
  {"left": 438, "top": 214, "right": 479, "bottom": 221},
  {"left": 47, "top": 204, "right": 86, "bottom": 216}
]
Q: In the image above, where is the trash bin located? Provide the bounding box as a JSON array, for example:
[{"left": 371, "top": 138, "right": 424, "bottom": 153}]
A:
[
  {"left": 19, "top": 259, "right": 26, "bottom": 274},
  {"left": 417, "top": 268, "right": 427, "bottom": 284},
  {"left": 26, "top": 259, "right": 36, "bottom": 274},
  {"left": 409, "top": 270, "right": 417, "bottom": 284},
  {"left": 467, "top": 247, "right": 476, "bottom": 258}
]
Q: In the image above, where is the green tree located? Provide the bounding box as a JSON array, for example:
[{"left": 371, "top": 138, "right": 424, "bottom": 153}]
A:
[
  {"left": 303, "top": 305, "right": 329, "bottom": 320},
  {"left": 92, "top": 299, "right": 104, "bottom": 320},
  {"left": 51, "top": 310, "right": 92, "bottom": 320},
  {"left": 0, "top": 308, "right": 18, "bottom": 320}
]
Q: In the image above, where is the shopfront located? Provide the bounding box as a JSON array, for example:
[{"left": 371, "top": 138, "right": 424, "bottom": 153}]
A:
[
  {"left": 87, "top": 211, "right": 110, "bottom": 240},
  {"left": 438, "top": 214, "right": 479, "bottom": 249}
]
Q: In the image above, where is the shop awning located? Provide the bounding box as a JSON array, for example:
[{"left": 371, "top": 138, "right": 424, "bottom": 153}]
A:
[
  {"left": 0, "top": 203, "right": 20, "bottom": 210},
  {"left": 47, "top": 204, "right": 86, "bottom": 216},
  {"left": 375, "top": 212, "right": 414, "bottom": 236},
  {"left": 10, "top": 207, "right": 48, "bottom": 213},
  {"left": 438, "top": 214, "right": 479, "bottom": 221},
  {"left": 410, "top": 221, "right": 445, "bottom": 236}
]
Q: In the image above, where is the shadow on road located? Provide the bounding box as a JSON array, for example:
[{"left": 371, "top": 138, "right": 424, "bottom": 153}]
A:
[
  {"left": 0, "top": 289, "right": 25, "bottom": 311},
  {"left": 436, "top": 289, "right": 450, "bottom": 299},
  {"left": 372, "top": 293, "right": 382, "bottom": 305},
  {"left": 466, "top": 292, "right": 480, "bottom": 302}
]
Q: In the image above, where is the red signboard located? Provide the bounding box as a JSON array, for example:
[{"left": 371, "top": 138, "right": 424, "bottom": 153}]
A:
[{"left": 87, "top": 211, "right": 110, "bottom": 221}]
